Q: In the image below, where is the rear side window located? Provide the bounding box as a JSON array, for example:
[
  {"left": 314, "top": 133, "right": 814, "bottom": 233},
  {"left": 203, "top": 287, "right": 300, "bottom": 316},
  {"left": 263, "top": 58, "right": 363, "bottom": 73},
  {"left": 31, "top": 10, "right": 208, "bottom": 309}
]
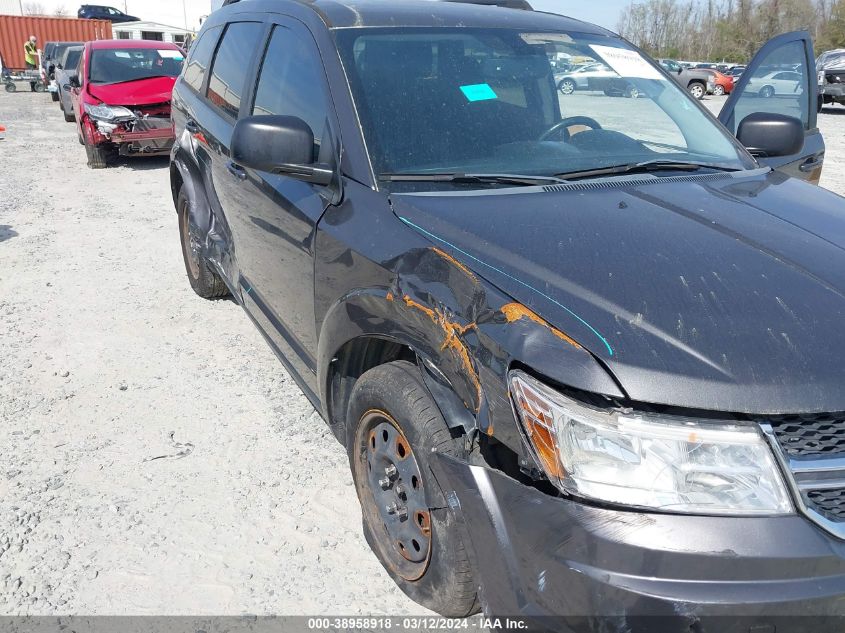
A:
[
  {"left": 252, "top": 25, "right": 331, "bottom": 153},
  {"left": 183, "top": 25, "right": 222, "bottom": 93},
  {"left": 207, "top": 22, "right": 263, "bottom": 118}
]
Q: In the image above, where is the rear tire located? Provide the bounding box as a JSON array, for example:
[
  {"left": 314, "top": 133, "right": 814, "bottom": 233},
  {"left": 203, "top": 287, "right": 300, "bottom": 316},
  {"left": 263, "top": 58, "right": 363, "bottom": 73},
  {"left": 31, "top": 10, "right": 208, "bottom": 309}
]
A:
[
  {"left": 64, "top": 109, "right": 75, "bottom": 123},
  {"left": 177, "top": 189, "right": 229, "bottom": 299},
  {"left": 713, "top": 84, "right": 725, "bottom": 96},
  {"left": 347, "top": 361, "right": 480, "bottom": 617},
  {"left": 759, "top": 85, "right": 775, "bottom": 98},
  {"left": 5, "top": 83, "right": 16, "bottom": 93},
  {"left": 51, "top": 90, "right": 59, "bottom": 102},
  {"left": 688, "top": 81, "right": 706, "bottom": 100}
]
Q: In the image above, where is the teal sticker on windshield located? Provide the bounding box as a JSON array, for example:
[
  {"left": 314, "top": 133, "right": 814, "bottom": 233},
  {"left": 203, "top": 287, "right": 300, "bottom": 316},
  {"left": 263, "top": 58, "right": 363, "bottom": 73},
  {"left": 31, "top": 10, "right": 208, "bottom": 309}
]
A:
[{"left": 460, "top": 83, "right": 498, "bottom": 102}]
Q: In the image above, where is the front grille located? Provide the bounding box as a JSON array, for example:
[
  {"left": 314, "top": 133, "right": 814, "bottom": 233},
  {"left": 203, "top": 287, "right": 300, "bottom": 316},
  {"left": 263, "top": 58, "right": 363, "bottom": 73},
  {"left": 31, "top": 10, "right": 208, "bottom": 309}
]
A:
[
  {"left": 807, "top": 489, "right": 845, "bottom": 521},
  {"left": 826, "top": 73, "right": 844, "bottom": 84},
  {"left": 767, "top": 413, "right": 845, "bottom": 456},
  {"left": 765, "top": 413, "right": 845, "bottom": 535}
]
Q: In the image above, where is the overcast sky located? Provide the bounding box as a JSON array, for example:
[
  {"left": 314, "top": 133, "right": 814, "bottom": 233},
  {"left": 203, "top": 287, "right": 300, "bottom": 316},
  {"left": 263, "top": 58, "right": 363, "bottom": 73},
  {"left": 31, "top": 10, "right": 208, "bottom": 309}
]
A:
[{"left": 34, "top": 0, "right": 629, "bottom": 32}]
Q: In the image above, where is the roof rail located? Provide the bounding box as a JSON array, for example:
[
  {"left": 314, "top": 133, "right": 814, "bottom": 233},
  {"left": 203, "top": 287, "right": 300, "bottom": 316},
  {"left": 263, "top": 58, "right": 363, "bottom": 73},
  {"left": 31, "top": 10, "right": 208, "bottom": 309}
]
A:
[{"left": 441, "top": 0, "right": 534, "bottom": 9}]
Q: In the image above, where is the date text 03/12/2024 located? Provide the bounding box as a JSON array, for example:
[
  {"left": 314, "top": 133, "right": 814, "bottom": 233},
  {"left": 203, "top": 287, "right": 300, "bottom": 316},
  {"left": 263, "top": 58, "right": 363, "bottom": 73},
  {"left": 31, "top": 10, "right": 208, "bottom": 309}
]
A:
[{"left": 305, "top": 618, "right": 529, "bottom": 630}]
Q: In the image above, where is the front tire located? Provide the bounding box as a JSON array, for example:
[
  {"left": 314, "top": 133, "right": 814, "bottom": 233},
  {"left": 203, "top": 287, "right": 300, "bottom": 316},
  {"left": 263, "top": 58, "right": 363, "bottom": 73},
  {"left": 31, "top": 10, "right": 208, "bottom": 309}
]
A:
[
  {"left": 558, "top": 78, "right": 576, "bottom": 95},
  {"left": 759, "top": 85, "right": 775, "bottom": 98},
  {"left": 85, "top": 142, "right": 115, "bottom": 169},
  {"left": 347, "top": 361, "right": 479, "bottom": 617},
  {"left": 177, "top": 189, "right": 228, "bottom": 299},
  {"left": 713, "top": 84, "right": 725, "bottom": 96}
]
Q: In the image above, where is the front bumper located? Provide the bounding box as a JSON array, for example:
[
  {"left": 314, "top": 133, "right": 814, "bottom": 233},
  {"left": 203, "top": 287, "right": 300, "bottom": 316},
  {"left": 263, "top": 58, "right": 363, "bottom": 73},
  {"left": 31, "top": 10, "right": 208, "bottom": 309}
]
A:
[
  {"left": 822, "top": 83, "right": 845, "bottom": 99},
  {"left": 432, "top": 454, "right": 845, "bottom": 632}
]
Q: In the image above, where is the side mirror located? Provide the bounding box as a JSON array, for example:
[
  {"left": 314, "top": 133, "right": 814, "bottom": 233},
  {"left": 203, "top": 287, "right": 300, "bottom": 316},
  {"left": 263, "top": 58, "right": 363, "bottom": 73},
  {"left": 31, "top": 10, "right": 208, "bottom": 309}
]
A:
[
  {"left": 230, "top": 115, "right": 334, "bottom": 186},
  {"left": 737, "top": 112, "right": 804, "bottom": 157},
  {"left": 69, "top": 75, "right": 80, "bottom": 89}
]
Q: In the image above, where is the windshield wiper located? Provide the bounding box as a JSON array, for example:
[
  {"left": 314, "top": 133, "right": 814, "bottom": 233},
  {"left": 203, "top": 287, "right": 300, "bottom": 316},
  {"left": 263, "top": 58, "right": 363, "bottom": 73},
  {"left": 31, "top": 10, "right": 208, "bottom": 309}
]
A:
[
  {"left": 555, "top": 160, "right": 742, "bottom": 182},
  {"left": 379, "top": 172, "right": 566, "bottom": 186},
  {"left": 96, "top": 75, "right": 173, "bottom": 86}
]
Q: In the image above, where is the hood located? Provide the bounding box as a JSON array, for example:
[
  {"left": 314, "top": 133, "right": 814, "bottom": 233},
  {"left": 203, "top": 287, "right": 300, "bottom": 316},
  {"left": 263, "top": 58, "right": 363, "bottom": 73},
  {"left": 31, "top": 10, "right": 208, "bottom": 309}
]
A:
[
  {"left": 87, "top": 76, "right": 176, "bottom": 107},
  {"left": 391, "top": 170, "right": 845, "bottom": 414}
]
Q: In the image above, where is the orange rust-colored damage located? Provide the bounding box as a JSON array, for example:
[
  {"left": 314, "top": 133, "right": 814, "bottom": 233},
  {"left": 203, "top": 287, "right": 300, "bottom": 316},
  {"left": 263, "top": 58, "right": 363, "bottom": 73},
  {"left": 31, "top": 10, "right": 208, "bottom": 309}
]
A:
[
  {"left": 500, "top": 303, "right": 582, "bottom": 350},
  {"left": 430, "top": 247, "right": 477, "bottom": 282},
  {"left": 402, "top": 295, "right": 483, "bottom": 412}
]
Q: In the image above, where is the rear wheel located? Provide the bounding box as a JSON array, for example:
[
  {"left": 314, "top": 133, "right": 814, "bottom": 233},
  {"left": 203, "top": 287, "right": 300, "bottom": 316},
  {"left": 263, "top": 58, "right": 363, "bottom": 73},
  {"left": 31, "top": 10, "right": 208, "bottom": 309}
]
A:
[
  {"left": 5, "top": 83, "right": 15, "bottom": 93},
  {"left": 688, "top": 82, "right": 706, "bottom": 100},
  {"left": 713, "top": 84, "right": 725, "bottom": 96},
  {"left": 64, "top": 108, "right": 75, "bottom": 123},
  {"left": 50, "top": 90, "right": 59, "bottom": 102},
  {"left": 759, "top": 85, "right": 775, "bottom": 98},
  {"left": 347, "top": 361, "right": 479, "bottom": 617},
  {"left": 33, "top": 83, "right": 45, "bottom": 93},
  {"left": 177, "top": 189, "right": 228, "bottom": 299}
]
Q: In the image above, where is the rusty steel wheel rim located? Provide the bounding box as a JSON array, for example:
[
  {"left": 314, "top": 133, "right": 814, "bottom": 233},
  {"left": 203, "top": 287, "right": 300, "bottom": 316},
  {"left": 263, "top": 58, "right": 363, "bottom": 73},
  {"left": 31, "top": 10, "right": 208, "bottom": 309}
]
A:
[
  {"left": 180, "top": 203, "right": 201, "bottom": 279},
  {"left": 354, "top": 409, "right": 432, "bottom": 581}
]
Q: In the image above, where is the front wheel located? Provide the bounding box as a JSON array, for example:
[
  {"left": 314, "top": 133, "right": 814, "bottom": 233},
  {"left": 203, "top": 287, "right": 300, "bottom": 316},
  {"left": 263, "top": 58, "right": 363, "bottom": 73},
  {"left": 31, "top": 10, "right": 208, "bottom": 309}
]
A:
[
  {"left": 347, "top": 361, "right": 479, "bottom": 617},
  {"left": 177, "top": 189, "right": 229, "bottom": 299},
  {"left": 713, "top": 84, "right": 725, "bottom": 96},
  {"left": 84, "top": 142, "right": 115, "bottom": 169},
  {"left": 5, "top": 83, "right": 16, "bottom": 93},
  {"left": 759, "top": 85, "right": 775, "bottom": 98},
  {"left": 558, "top": 78, "right": 576, "bottom": 95}
]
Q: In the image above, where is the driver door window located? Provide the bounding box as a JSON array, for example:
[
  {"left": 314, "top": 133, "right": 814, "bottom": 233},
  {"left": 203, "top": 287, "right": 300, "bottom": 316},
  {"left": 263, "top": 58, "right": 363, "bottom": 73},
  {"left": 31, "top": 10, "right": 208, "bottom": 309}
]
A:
[{"left": 725, "top": 40, "right": 809, "bottom": 133}]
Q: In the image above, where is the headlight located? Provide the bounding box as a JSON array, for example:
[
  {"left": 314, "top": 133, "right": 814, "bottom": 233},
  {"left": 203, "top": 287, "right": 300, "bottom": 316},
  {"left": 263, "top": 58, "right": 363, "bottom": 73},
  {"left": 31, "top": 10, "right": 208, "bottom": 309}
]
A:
[
  {"left": 509, "top": 370, "right": 792, "bottom": 515},
  {"left": 84, "top": 103, "right": 135, "bottom": 121}
]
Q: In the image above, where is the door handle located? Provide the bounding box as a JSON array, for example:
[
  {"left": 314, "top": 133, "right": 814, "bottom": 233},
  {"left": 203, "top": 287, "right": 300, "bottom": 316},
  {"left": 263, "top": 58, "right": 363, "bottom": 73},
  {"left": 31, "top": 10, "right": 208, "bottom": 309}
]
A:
[
  {"left": 800, "top": 156, "right": 824, "bottom": 173},
  {"left": 185, "top": 119, "right": 200, "bottom": 134},
  {"left": 227, "top": 161, "right": 247, "bottom": 181}
]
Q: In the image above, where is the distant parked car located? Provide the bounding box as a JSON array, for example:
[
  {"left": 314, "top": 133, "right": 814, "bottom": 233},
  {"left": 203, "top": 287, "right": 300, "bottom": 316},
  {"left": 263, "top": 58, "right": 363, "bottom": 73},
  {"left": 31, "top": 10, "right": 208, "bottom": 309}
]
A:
[
  {"left": 55, "top": 45, "right": 83, "bottom": 122},
  {"left": 658, "top": 58, "right": 714, "bottom": 99},
  {"left": 69, "top": 40, "right": 184, "bottom": 168},
  {"left": 729, "top": 65, "right": 746, "bottom": 78},
  {"left": 747, "top": 69, "right": 805, "bottom": 97},
  {"left": 46, "top": 42, "right": 83, "bottom": 100},
  {"left": 77, "top": 5, "right": 140, "bottom": 22},
  {"left": 818, "top": 50, "right": 845, "bottom": 109},
  {"left": 700, "top": 68, "right": 735, "bottom": 96},
  {"left": 555, "top": 62, "right": 616, "bottom": 94}
]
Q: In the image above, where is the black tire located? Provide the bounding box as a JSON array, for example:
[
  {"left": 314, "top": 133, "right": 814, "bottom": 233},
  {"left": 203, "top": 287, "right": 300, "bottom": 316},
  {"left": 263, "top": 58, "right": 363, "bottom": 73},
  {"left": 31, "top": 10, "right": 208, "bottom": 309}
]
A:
[
  {"left": 34, "top": 83, "right": 46, "bottom": 93},
  {"left": 51, "top": 90, "right": 59, "bottom": 102},
  {"left": 347, "top": 361, "right": 480, "bottom": 617},
  {"left": 713, "top": 84, "right": 725, "bottom": 96},
  {"left": 688, "top": 81, "right": 706, "bottom": 100},
  {"left": 85, "top": 142, "right": 114, "bottom": 169},
  {"left": 64, "top": 108, "right": 75, "bottom": 123},
  {"left": 177, "top": 189, "right": 228, "bottom": 299},
  {"left": 5, "top": 83, "right": 16, "bottom": 93}
]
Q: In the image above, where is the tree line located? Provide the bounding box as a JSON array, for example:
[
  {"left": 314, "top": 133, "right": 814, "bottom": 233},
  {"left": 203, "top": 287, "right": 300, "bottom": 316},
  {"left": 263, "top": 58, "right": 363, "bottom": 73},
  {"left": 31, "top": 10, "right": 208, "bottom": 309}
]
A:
[{"left": 617, "top": 0, "right": 845, "bottom": 62}]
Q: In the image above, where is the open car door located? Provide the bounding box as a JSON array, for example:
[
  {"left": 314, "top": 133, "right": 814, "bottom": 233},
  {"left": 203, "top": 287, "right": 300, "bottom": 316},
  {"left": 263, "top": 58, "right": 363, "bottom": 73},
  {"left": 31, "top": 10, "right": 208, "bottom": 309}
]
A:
[{"left": 719, "top": 31, "right": 824, "bottom": 184}]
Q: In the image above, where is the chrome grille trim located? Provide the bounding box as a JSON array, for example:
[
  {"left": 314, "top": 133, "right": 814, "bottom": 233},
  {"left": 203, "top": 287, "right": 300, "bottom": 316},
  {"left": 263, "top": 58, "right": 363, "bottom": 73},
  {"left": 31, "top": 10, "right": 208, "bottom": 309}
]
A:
[{"left": 761, "top": 423, "right": 845, "bottom": 539}]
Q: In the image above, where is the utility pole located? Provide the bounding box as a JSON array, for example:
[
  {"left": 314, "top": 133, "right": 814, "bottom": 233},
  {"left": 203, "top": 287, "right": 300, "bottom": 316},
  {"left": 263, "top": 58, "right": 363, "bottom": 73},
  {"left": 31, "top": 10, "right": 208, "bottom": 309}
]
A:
[{"left": 183, "top": 0, "right": 188, "bottom": 30}]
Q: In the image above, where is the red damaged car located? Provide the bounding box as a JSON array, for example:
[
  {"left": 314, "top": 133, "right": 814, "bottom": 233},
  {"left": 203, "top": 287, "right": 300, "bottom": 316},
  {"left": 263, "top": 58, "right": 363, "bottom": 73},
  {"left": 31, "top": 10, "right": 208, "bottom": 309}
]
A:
[{"left": 69, "top": 40, "right": 184, "bottom": 168}]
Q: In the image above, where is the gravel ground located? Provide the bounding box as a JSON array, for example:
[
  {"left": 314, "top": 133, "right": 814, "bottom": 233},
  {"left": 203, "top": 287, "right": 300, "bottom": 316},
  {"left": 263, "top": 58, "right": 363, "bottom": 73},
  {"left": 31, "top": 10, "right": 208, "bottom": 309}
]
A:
[
  {"left": 0, "top": 91, "right": 430, "bottom": 616},
  {"left": 1, "top": 90, "right": 844, "bottom": 617}
]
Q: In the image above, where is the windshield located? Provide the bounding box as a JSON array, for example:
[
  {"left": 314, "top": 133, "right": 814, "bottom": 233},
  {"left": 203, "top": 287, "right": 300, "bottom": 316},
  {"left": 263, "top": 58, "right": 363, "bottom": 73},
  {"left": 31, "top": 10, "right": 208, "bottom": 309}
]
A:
[
  {"left": 822, "top": 54, "right": 845, "bottom": 69},
  {"left": 334, "top": 28, "right": 753, "bottom": 188},
  {"left": 89, "top": 47, "right": 184, "bottom": 85}
]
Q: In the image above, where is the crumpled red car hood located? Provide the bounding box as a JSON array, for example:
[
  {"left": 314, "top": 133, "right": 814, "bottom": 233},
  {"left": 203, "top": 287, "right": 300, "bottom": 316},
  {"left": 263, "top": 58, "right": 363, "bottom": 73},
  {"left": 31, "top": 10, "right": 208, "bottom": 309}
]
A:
[{"left": 87, "top": 76, "right": 177, "bottom": 106}]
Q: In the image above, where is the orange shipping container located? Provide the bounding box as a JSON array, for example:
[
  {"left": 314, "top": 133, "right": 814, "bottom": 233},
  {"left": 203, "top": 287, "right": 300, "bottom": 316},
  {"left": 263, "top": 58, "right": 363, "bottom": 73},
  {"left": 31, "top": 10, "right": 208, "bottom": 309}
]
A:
[{"left": 0, "top": 15, "right": 112, "bottom": 70}]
